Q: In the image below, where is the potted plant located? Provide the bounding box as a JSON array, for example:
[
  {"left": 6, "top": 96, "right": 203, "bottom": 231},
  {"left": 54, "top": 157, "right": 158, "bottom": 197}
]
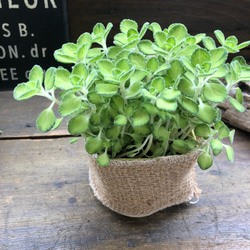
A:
[{"left": 13, "top": 19, "right": 250, "bottom": 217}]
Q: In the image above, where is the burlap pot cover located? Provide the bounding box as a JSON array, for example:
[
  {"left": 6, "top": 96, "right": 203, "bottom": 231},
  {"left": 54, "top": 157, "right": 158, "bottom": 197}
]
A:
[{"left": 89, "top": 150, "right": 201, "bottom": 217}]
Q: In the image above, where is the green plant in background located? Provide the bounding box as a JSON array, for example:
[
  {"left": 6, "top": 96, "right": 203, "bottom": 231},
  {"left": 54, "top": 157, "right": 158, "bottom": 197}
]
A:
[{"left": 13, "top": 19, "right": 250, "bottom": 168}]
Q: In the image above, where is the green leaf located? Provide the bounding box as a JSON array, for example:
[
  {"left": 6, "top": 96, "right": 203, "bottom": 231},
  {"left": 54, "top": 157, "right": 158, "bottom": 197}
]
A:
[
  {"left": 235, "top": 40, "right": 250, "bottom": 50},
  {"left": 210, "top": 139, "right": 223, "bottom": 151},
  {"left": 128, "top": 52, "right": 146, "bottom": 70},
  {"left": 214, "top": 30, "right": 225, "bottom": 45},
  {"left": 77, "top": 42, "right": 91, "bottom": 60},
  {"left": 161, "top": 88, "right": 181, "bottom": 101},
  {"left": 180, "top": 96, "right": 198, "bottom": 114},
  {"left": 225, "top": 145, "right": 234, "bottom": 162},
  {"left": 147, "top": 57, "right": 158, "bottom": 72},
  {"left": 68, "top": 115, "right": 90, "bottom": 135},
  {"left": 116, "top": 58, "right": 131, "bottom": 72},
  {"left": 54, "top": 50, "right": 77, "bottom": 64},
  {"left": 150, "top": 22, "right": 162, "bottom": 33},
  {"left": 133, "top": 124, "right": 152, "bottom": 136},
  {"left": 51, "top": 118, "right": 63, "bottom": 130},
  {"left": 178, "top": 78, "right": 195, "bottom": 97},
  {"left": 142, "top": 89, "right": 156, "bottom": 100},
  {"left": 235, "top": 87, "right": 243, "bottom": 104},
  {"left": 77, "top": 32, "right": 92, "bottom": 46},
  {"left": 141, "top": 103, "right": 158, "bottom": 115},
  {"left": 153, "top": 126, "right": 169, "bottom": 141},
  {"left": 151, "top": 77, "right": 165, "bottom": 92},
  {"left": 191, "top": 48, "right": 210, "bottom": 67},
  {"left": 210, "top": 48, "right": 228, "bottom": 69},
  {"left": 203, "top": 82, "right": 228, "bottom": 103},
  {"left": 93, "top": 23, "right": 105, "bottom": 36},
  {"left": 228, "top": 96, "right": 245, "bottom": 112},
  {"left": 198, "top": 153, "right": 213, "bottom": 170},
  {"left": 114, "top": 114, "right": 127, "bottom": 126},
  {"left": 156, "top": 98, "right": 177, "bottom": 112},
  {"left": 97, "top": 59, "right": 114, "bottom": 76},
  {"left": 194, "top": 124, "right": 211, "bottom": 139},
  {"left": 198, "top": 102, "right": 217, "bottom": 124},
  {"left": 36, "top": 108, "right": 56, "bottom": 133},
  {"left": 29, "top": 65, "right": 44, "bottom": 83},
  {"left": 96, "top": 84, "right": 119, "bottom": 96},
  {"left": 171, "top": 140, "right": 189, "bottom": 154},
  {"left": 104, "top": 22, "right": 113, "bottom": 41},
  {"left": 58, "top": 93, "right": 82, "bottom": 117},
  {"left": 105, "top": 126, "right": 121, "bottom": 140},
  {"left": 72, "top": 63, "right": 88, "bottom": 79},
  {"left": 168, "top": 59, "right": 184, "bottom": 81},
  {"left": 217, "top": 124, "right": 230, "bottom": 138},
  {"left": 168, "top": 23, "right": 188, "bottom": 44},
  {"left": 181, "top": 56, "right": 197, "bottom": 75},
  {"left": 131, "top": 108, "right": 150, "bottom": 127},
  {"left": 87, "top": 91, "right": 102, "bottom": 104},
  {"left": 44, "top": 67, "right": 56, "bottom": 90},
  {"left": 70, "top": 138, "right": 80, "bottom": 144},
  {"left": 154, "top": 31, "right": 167, "bottom": 48},
  {"left": 85, "top": 136, "right": 103, "bottom": 154},
  {"left": 202, "top": 36, "right": 216, "bottom": 50},
  {"left": 138, "top": 40, "right": 156, "bottom": 55},
  {"left": 229, "top": 129, "right": 235, "bottom": 143},
  {"left": 110, "top": 95, "right": 124, "bottom": 113},
  {"left": 139, "top": 22, "right": 150, "bottom": 38},
  {"left": 13, "top": 82, "right": 39, "bottom": 100},
  {"left": 120, "top": 19, "right": 138, "bottom": 34},
  {"left": 126, "top": 82, "right": 141, "bottom": 99},
  {"left": 62, "top": 43, "right": 78, "bottom": 57},
  {"left": 55, "top": 68, "right": 73, "bottom": 90},
  {"left": 97, "top": 152, "right": 110, "bottom": 167}
]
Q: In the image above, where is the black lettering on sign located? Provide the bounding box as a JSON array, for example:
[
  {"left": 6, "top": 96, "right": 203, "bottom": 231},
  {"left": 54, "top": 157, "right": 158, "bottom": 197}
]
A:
[{"left": 0, "top": 0, "right": 68, "bottom": 90}]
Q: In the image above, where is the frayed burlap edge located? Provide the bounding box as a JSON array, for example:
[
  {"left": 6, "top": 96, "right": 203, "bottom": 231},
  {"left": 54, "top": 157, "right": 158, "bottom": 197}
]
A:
[{"left": 88, "top": 151, "right": 202, "bottom": 217}]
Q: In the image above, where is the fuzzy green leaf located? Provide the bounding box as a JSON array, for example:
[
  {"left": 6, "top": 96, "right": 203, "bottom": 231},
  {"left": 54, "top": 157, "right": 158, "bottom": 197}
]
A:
[
  {"left": 97, "top": 152, "right": 110, "bottom": 167},
  {"left": 96, "top": 84, "right": 119, "bottom": 96},
  {"left": 85, "top": 136, "right": 103, "bottom": 154},
  {"left": 58, "top": 93, "right": 82, "bottom": 117},
  {"left": 202, "top": 36, "right": 216, "bottom": 50},
  {"left": 116, "top": 58, "right": 131, "bottom": 72},
  {"left": 131, "top": 108, "right": 150, "bottom": 127},
  {"left": 128, "top": 52, "right": 146, "bottom": 70},
  {"left": 225, "top": 145, "right": 234, "bottom": 162},
  {"left": 77, "top": 43, "right": 91, "bottom": 60},
  {"left": 161, "top": 88, "right": 181, "bottom": 101},
  {"left": 203, "top": 82, "right": 228, "bottom": 103},
  {"left": 178, "top": 78, "right": 195, "bottom": 97},
  {"left": 68, "top": 115, "right": 90, "bottom": 135},
  {"left": 138, "top": 40, "right": 156, "bottom": 55},
  {"left": 97, "top": 59, "right": 114, "bottom": 76},
  {"left": 198, "top": 153, "right": 213, "bottom": 170},
  {"left": 210, "top": 48, "right": 228, "bottom": 69},
  {"left": 36, "top": 108, "right": 56, "bottom": 133},
  {"left": 214, "top": 30, "right": 225, "bottom": 45},
  {"left": 133, "top": 124, "right": 152, "bottom": 136},
  {"left": 168, "top": 59, "right": 184, "bottom": 81},
  {"left": 171, "top": 140, "right": 189, "bottom": 154},
  {"left": 156, "top": 98, "right": 177, "bottom": 112},
  {"left": 154, "top": 31, "right": 167, "bottom": 48},
  {"left": 198, "top": 102, "right": 217, "bottom": 124},
  {"left": 114, "top": 114, "right": 127, "bottom": 126},
  {"left": 151, "top": 77, "right": 165, "bottom": 92},
  {"left": 235, "top": 87, "right": 243, "bottom": 104},
  {"left": 120, "top": 19, "right": 138, "bottom": 34},
  {"left": 153, "top": 126, "right": 169, "bottom": 141},
  {"left": 235, "top": 41, "right": 250, "bottom": 50},
  {"left": 168, "top": 23, "right": 188, "bottom": 44},
  {"left": 142, "top": 103, "right": 159, "bottom": 115},
  {"left": 110, "top": 95, "right": 124, "bottom": 113},
  {"left": 126, "top": 82, "right": 141, "bottom": 99},
  {"left": 29, "top": 65, "right": 44, "bottom": 83},
  {"left": 105, "top": 126, "right": 121, "bottom": 139},
  {"left": 210, "top": 139, "right": 223, "bottom": 151},
  {"left": 180, "top": 96, "right": 198, "bottom": 114},
  {"left": 13, "top": 81, "right": 39, "bottom": 100},
  {"left": 147, "top": 57, "right": 158, "bottom": 72},
  {"left": 228, "top": 96, "right": 245, "bottom": 112},
  {"left": 62, "top": 43, "right": 78, "bottom": 57},
  {"left": 194, "top": 124, "right": 211, "bottom": 139},
  {"left": 87, "top": 91, "right": 102, "bottom": 104},
  {"left": 191, "top": 48, "right": 210, "bottom": 67},
  {"left": 55, "top": 68, "right": 73, "bottom": 90},
  {"left": 44, "top": 67, "right": 56, "bottom": 90},
  {"left": 77, "top": 32, "right": 92, "bottom": 46}
]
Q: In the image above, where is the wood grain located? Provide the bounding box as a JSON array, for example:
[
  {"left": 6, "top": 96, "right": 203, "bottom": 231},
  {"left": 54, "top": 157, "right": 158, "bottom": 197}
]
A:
[
  {"left": 0, "top": 131, "right": 250, "bottom": 249},
  {"left": 66, "top": 0, "right": 250, "bottom": 61}
]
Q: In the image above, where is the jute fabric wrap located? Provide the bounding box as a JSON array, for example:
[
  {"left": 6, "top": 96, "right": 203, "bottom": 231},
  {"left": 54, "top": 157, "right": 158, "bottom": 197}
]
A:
[{"left": 89, "top": 151, "right": 201, "bottom": 217}]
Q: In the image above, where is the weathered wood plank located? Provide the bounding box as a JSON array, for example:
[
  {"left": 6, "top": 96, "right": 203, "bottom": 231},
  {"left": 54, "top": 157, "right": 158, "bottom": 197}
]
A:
[
  {"left": 0, "top": 91, "right": 68, "bottom": 138},
  {"left": 0, "top": 129, "right": 249, "bottom": 249},
  {"left": 67, "top": 0, "right": 250, "bottom": 61}
]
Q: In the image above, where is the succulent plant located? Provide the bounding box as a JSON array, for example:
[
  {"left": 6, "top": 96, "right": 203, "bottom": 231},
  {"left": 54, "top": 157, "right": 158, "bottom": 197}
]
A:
[{"left": 13, "top": 19, "right": 250, "bottom": 168}]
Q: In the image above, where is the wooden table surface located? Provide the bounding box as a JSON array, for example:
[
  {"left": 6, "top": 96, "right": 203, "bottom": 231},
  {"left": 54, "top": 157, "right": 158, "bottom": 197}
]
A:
[{"left": 0, "top": 91, "right": 250, "bottom": 250}]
